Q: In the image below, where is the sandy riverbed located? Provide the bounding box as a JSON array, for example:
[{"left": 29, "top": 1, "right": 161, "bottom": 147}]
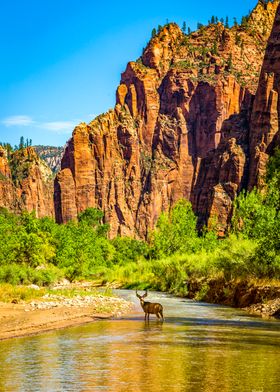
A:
[{"left": 0, "top": 295, "right": 133, "bottom": 341}]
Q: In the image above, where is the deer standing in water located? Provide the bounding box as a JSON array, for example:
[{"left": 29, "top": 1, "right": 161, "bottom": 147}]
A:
[{"left": 136, "top": 290, "right": 164, "bottom": 321}]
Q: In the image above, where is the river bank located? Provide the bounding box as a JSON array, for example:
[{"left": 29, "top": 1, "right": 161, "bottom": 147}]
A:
[
  {"left": 105, "top": 276, "right": 280, "bottom": 319},
  {"left": 0, "top": 287, "right": 133, "bottom": 340},
  {"left": 1, "top": 276, "right": 279, "bottom": 341},
  {"left": 184, "top": 277, "right": 280, "bottom": 319}
]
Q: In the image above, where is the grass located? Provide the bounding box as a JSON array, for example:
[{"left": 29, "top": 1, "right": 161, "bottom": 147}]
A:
[
  {"left": 0, "top": 263, "right": 65, "bottom": 286},
  {"left": 0, "top": 284, "right": 46, "bottom": 303},
  {"left": 97, "top": 236, "right": 262, "bottom": 297},
  {"left": 0, "top": 283, "right": 115, "bottom": 303}
]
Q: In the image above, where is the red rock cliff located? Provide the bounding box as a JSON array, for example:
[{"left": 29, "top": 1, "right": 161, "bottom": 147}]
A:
[
  {"left": 0, "top": 146, "right": 54, "bottom": 217},
  {"left": 55, "top": 1, "right": 280, "bottom": 237},
  {"left": 249, "top": 2, "right": 280, "bottom": 190}
]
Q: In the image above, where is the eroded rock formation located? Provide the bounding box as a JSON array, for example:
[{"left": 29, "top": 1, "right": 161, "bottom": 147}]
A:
[
  {"left": 0, "top": 146, "right": 54, "bottom": 217},
  {"left": 55, "top": 1, "right": 280, "bottom": 237},
  {"left": 249, "top": 2, "right": 280, "bottom": 189}
]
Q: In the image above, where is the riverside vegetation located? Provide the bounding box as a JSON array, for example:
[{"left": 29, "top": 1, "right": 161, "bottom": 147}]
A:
[{"left": 0, "top": 149, "right": 280, "bottom": 308}]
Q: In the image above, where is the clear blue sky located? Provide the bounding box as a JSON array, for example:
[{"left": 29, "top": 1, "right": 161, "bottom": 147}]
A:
[{"left": 0, "top": 0, "right": 257, "bottom": 147}]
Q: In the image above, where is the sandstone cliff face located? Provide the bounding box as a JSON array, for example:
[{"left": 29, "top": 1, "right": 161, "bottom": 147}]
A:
[
  {"left": 0, "top": 146, "right": 54, "bottom": 218},
  {"left": 249, "top": 3, "right": 280, "bottom": 190},
  {"left": 0, "top": 146, "right": 19, "bottom": 212},
  {"left": 55, "top": 1, "right": 280, "bottom": 237}
]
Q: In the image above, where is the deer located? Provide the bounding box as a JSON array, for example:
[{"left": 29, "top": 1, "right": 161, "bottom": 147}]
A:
[{"left": 136, "top": 290, "right": 164, "bottom": 321}]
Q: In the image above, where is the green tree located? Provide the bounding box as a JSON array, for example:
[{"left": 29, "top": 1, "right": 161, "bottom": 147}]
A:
[
  {"left": 241, "top": 16, "right": 248, "bottom": 28},
  {"left": 212, "top": 40, "right": 218, "bottom": 55},
  {"left": 8, "top": 211, "right": 56, "bottom": 267},
  {"left": 225, "top": 16, "right": 229, "bottom": 28},
  {"left": 19, "top": 136, "right": 25, "bottom": 149},
  {"left": 227, "top": 53, "right": 233, "bottom": 70},
  {"left": 231, "top": 189, "right": 276, "bottom": 240},
  {"left": 150, "top": 200, "right": 198, "bottom": 258},
  {"left": 151, "top": 28, "right": 157, "bottom": 38},
  {"left": 266, "top": 147, "right": 280, "bottom": 199},
  {"left": 182, "top": 21, "right": 186, "bottom": 33},
  {"left": 78, "top": 207, "right": 109, "bottom": 237},
  {"left": 112, "top": 237, "right": 148, "bottom": 264}
]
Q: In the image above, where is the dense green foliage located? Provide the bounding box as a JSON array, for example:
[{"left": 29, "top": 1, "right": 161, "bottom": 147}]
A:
[
  {"left": 0, "top": 207, "right": 150, "bottom": 285},
  {"left": 231, "top": 148, "right": 280, "bottom": 278},
  {"left": 0, "top": 148, "right": 279, "bottom": 293},
  {"left": 150, "top": 199, "right": 198, "bottom": 258},
  {"left": 0, "top": 208, "right": 111, "bottom": 284}
]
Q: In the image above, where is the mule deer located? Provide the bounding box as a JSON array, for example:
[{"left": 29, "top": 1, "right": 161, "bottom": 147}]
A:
[{"left": 136, "top": 290, "right": 164, "bottom": 321}]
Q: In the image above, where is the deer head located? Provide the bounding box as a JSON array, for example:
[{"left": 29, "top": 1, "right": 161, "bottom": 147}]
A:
[{"left": 136, "top": 290, "right": 148, "bottom": 304}]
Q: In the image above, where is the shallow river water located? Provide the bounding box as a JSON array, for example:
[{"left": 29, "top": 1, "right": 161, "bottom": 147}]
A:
[{"left": 0, "top": 290, "right": 280, "bottom": 392}]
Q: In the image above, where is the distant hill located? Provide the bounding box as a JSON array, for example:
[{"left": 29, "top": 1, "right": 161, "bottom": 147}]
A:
[{"left": 33, "top": 145, "right": 64, "bottom": 173}]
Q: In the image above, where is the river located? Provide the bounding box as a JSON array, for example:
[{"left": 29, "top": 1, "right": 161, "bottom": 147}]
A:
[{"left": 0, "top": 290, "right": 279, "bottom": 391}]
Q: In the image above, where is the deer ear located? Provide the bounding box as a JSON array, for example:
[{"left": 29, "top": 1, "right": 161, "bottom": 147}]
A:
[{"left": 136, "top": 290, "right": 140, "bottom": 298}]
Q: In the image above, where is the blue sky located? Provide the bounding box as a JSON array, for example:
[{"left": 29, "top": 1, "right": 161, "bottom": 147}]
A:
[{"left": 0, "top": 0, "right": 257, "bottom": 147}]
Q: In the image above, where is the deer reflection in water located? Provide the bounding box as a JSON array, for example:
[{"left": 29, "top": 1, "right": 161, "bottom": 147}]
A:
[{"left": 136, "top": 290, "right": 164, "bottom": 321}]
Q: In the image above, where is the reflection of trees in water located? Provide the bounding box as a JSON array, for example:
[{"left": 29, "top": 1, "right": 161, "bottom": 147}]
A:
[{"left": 0, "top": 312, "right": 279, "bottom": 391}]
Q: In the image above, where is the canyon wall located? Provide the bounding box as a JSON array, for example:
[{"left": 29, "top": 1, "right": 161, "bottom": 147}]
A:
[
  {"left": 54, "top": 1, "right": 280, "bottom": 238},
  {"left": 249, "top": 2, "right": 280, "bottom": 189},
  {"left": 0, "top": 146, "right": 54, "bottom": 218}
]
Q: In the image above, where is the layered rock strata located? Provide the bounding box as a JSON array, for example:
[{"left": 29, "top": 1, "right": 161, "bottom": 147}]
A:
[
  {"left": 55, "top": 1, "right": 280, "bottom": 237},
  {"left": 249, "top": 2, "right": 280, "bottom": 189},
  {"left": 0, "top": 146, "right": 54, "bottom": 217}
]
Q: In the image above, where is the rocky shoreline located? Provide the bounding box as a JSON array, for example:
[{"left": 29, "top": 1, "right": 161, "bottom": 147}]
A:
[
  {"left": 245, "top": 298, "right": 280, "bottom": 319},
  {"left": 186, "top": 277, "right": 280, "bottom": 320},
  {"left": 27, "top": 293, "right": 130, "bottom": 316}
]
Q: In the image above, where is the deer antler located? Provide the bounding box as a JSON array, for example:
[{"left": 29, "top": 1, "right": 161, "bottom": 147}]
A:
[
  {"left": 143, "top": 290, "right": 148, "bottom": 298},
  {"left": 136, "top": 290, "right": 141, "bottom": 299}
]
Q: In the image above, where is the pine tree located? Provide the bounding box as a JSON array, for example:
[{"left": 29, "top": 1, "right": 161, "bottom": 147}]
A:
[
  {"left": 227, "top": 53, "right": 233, "bottom": 70},
  {"left": 157, "top": 25, "right": 163, "bottom": 34},
  {"left": 19, "top": 136, "right": 24, "bottom": 149},
  {"left": 212, "top": 40, "right": 218, "bottom": 55},
  {"left": 188, "top": 27, "right": 191, "bottom": 35},
  {"left": 182, "top": 21, "right": 187, "bottom": 33},
  {"left": 225, "top": 16, "right": 229, "bottom": 28},
  {"left": 241, "top": 16, "right": 248, "bottom": 28},
  {"left": 151, "top": 28, "right": 157, "bottom": 38}
]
